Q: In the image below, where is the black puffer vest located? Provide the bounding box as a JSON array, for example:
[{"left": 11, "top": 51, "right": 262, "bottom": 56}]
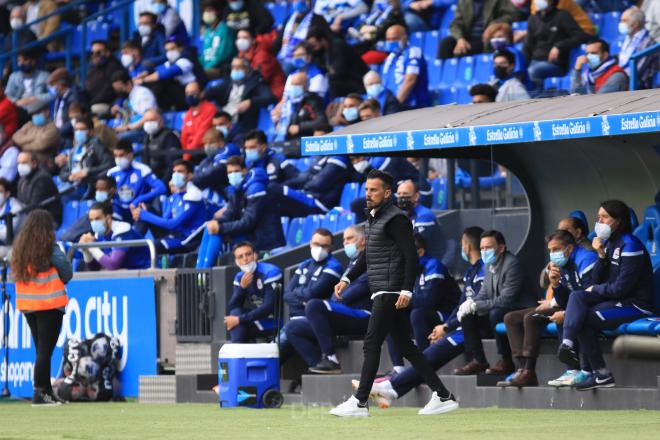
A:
[{"left": 365, "top": 199, "right": 409, "bottom": 293}]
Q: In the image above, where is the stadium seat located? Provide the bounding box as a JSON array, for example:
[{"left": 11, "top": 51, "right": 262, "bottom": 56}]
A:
[
  {"left": 643, "top": 205, "right": 660, "bottom": 228},
  {"left": 295, "top": 157, "right": 313, "bottom": 172},
  {"left": 624, "top": 317, "right": 660, "bottom": 335},
  {"left": 474, "top": 54, "right": 493, "bottom": 83},
  {"left": 588, "top": 12, "right": 603, "bottom": 32},
  {"left": 630, "top": 207, "right": 640, "bottom": 231},
  {"left": 336, "top": 212, "right": 355, "bottom": 231},
  {"left": 423, "top": 30, "right": 440, "bottom": 61},
  {"left": 457, "top": 56, "right": 475, "bottom": 85},
  {"left": 439, "top": 5, "right": 455, "bottom": 36},
  {"left": 456, "top": 85, "right": 472, "bottom": 104},
  {"left": 281, "top": 216, "right": 290, "bottom": 238},
  {"left": 321, "top": 214, "right": 339, "bottom": 233},
  {"left": 78, "top": 199, "right": 95, "bottom": 219},
  {"left": 266, "top": 2, "right": 289, "bottom": 29},
  {"left": 511, "top": 21, "right": 527, "bottom": 31},
  {"left": 56, "top": 200, "right": 80, "bottom": 240},
  {"left": 543, "top": 77, "right": 563, "bottom": 90},
  {"left": 600, "top": 12, "right": 621, "bottom": 42},
  {"left": 409, "top": 31, "right": 425, "bottom": 49},
  {"left": 439, "top": 58, "right": 459, "bottom": 87},
  {"left": 430, "top": 178, "right": 448, "bottom": 210},
  {"left": 427, "top": 59, "right": 443, "bottom": 91},
  {"left": 286, "top": 217, "right": 305, "bottom": 247},
  {"left": 257, "top": 106, "right": 276, "bottom": 141},
  {"left": 339, "top": 182, "right": 360, "bottom": 210},
  {"left": 568, "top": 210, "right": 590, "bottom": 234},
  {"left": 435, "top": 87, "right": 458, "bottom": 105},
  {"left": 301, "top": 215, "right": 322, "bottom": 243}
]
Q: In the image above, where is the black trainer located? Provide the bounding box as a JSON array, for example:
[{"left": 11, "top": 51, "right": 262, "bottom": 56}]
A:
[
  {"left": 32, "top": 390, "right": 62, "bottom": 407},
  {"left": 309, "top": 356, "right": 342, "bottom": 374},
  {"left": 557, "top": 343, "right": 580, "bottom": 370}
]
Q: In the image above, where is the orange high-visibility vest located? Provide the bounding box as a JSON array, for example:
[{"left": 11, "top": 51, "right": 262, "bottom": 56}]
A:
[{"left": 15, "top": 266, "right": 68, "bottom": 311}]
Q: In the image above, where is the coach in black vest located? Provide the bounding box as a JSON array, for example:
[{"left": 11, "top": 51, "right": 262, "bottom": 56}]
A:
[{"left": 329, "top": 169, "right": 458, "bottom": 417}]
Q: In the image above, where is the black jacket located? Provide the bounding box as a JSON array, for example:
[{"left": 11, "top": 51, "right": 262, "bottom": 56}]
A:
[
  {"left": 314, "top": 35, "right": 368, "bottom": 98},
  {"left": 85, "top": 57, "right": 125, "bottom": 105},
  {"left": 17, "top": 167, "right": 62, "bottom": 226},
  {"left": 288, "top": 92, "right": 327, "bottom": 139},
  {"left": 56, "top": 86, "right": 91, "bottom": 139},
  {"left": 523, "top": 8, "right": 589, "bottom": 70},
  {"left": 59, "top": 138, "right": 115, "bottom": 185},
  {"left": 143, "top": 127, "right": 182, "bottom": 180},
  {"left": 205, "top": 71, "right": 276, "bottom": 139}
]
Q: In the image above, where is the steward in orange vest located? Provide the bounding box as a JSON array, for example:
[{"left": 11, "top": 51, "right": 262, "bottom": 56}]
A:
[{"left": 15, "top": 266, "right": 68, "bottom": 311}]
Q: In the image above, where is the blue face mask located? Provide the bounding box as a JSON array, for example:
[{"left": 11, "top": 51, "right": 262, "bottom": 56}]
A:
[
  {"left": 230, "top": 69, "right": 246, "bottom": 82},
  {"left": 549, "top": 250, "right": 569, "bottom": 267},
  {"left": 152, "top": 2, "right": 166, "bottom": 14},
  {"left": 95, "top": 191, "right": 109, "bottom": 203},
  {"left": 461, "top": 248, "right": 469, "bottom": 263},
  {"left": 90, "top": 219, "right": 106, "bottom": 236},
  {"left": 366, "top": 83, "right": 384, "bottom": 98},
  {"left": 288, "top": 85, "right": 304, "bottom": 100},
  {"left": 384, "top": 40, "right": 402, "bottom": 53},
  {"left": 228, "top": 171, "right": 244, "bottom": 187},
  {"left": 481, "top": 248, "right": 497, "bottom": 265},
  {"left": 344, "top": 243, "right": 358, "bottom": 259},
  {"left": 342, "top": 107, "right": 359, "bottom": 122},
  {"left": 171, "top": 171, "right": 186, "bottom": 189},
  {"left": 291, "top": 57, "right": 307, "bottom": 70},
  {"left": 74, "top": 130, "right": 88, "bottom": 145},
  {"left": 293, "top": 1, "right": 308, "bottom": 14},
  {"left": 216, "top": 125, "right": 229, "bottom": 138},
  {"left": 32, "top": 113, "right": 47, "bottom": 126},
  {"left": 229, "top": 1, "right": 244, "bottom": 11},
  {"left": 586, "top": 53, "right": 602, "bottom": 70},
  {"left": 245, "top": 149, "right": 260, "bottom": 163}
]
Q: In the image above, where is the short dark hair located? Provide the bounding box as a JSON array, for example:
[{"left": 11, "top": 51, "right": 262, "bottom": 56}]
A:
[
  {"left": 173, "top": 159, "right": 192, "bottom": 173},
  {"left": 293, "top": 41, "right": 312, "bottom": 55},
  {"left": 90, "top": 202, "right": 113, "bottom": 216},
  {"left": 138, "top": 11, "right": 157, "bottom": 21},
  {"left": 68, "top": 101, "right": 90, "bottom": 116},
  {"left": 232, "top": 241, "right": 255, "bottom": 254},
  {"left": 366, "top": 169, "right": 394, "bottom": 191},
  {"left": 469, "top": 84, "right": 497, "bottom": 102},
  {"left": 463, "top": 226, "right": 484, "bottom": 250},
  {"left": 18, "top": 49, "right": 38, "bottom": 61},
  {"left": 493, "top": 49, "right": 515, "bottom": 66},
  {"left": 226, "top": 155, "right": 245, "bottom": 168},
  {"left": 306, "top": 26, "right": 329, "bottom": 42},
  {"left": 115, "top": 139, "right": 134, "bottom": 154},
  {"left": 96, "top": 175, "right": 116, "bottom": 189},
  {"left": 314, "top": 123, "right": 333, "bottom": 134},
  {"left": 0, "top": 177, "right": 10, "bottom": 192},
  {"left": 359, "top": 98, "right": 381, "bottom": 113},
  {"left": 215, "top": 110, "right": 232, "bottom": 120},
  {"left": 243, "top": 129, "right": 267, "bottom": 146},
  {"left": 546, "top": 229, "right": 576, "bottom": 246},
  {"left": 90, "top": 40, "right": 109, "bottom": 49},
  {"left": 587, "top": 37, "right": 610, "bottom": 54},
  {"left": 74, "top": 116, "right": 94, "bottom": 130},
  {"left": 563, "top": 216, "right": 587, "bottom": 237},
  {"left": 346, "top": 93, "right": 364, "bottom": 103},
  {"left": 111, "top": 70, "right": 131, "bottom": 84},
  {"left": 481, "top": 230, "right": 506, "bottom": 246},
  {"left": 600, "top": 199, "right": 632, "bottom": 234},
  {"left": 413, "top": 233, "right": 427, "bottom": 251},
  {"left": 313, "top": 227, "right": 333, "bottom": 240},
  {"left": 122, "top": 40, "right": 142, "bottom": 52}
]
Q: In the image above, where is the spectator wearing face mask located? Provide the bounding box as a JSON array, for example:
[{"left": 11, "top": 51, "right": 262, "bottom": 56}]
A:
[
  {"left": 570, "top": 38, "right": 628, "bottom": 95},
  {"left": 120, "top": 41, "right": 147, "bottom": 79},
  {"left": 136, "top": 38, "right": 198, "bottom": 110},
  {"left": 85, "top": 40, "right": 125, "bottom": 109},
  {"left": 526, "top": 0, "right": 595, "bottom": 37},
  {"left": 358, "top": 99, "right": 383, "bottom": 122},
  {"left": 223, "top": 0, "right": 275, "bottom": 36},
  {"left": 287, "top": 42, "right": 329, "bottom": 101},
  {"left": 618, "top": 6, "right": 657, "bottom": 90},
  {"left": 482, "top": 22, "right": 526, "bottom": 76},
  {"left": 151, "top": 0, "right": 190, "bottom": 46},
  {"left": 271, "top": 72, "right": 327, "bottom": 142},
  {"left": 0, "top": 177, "right": 24, "bottom": 257},
  {"left": 240, "top": 129, "right": 297, "bottom": 183},
  {"left": 200, "top": 1, "right": 236, "bottom": 79},
  {"left": 205, "top": 57, "right": 276, "bottom": 141},
  {"left": 196, "top": 156, "right": 284, "bottom": 268},
  {"left": 47, "top": 68, "right": 90, "bottom": 140},
  {"left": 16, "top": 151, "right": 61, "bottom": 225},
  {"left": 192, "top": 127, "right": 241, "bottom": 197},
  {"left": 66, "top": 102, "right": 118, "bottom": 153},
  {"left": 12, "top": 102, "right": 61, "bottom": 167},
  {"left": 2, "top": 7, "right": 36, "bottom": 67},
  {"left": 0, "top": 84, "right": 18, "bottom": 139},
  {"left": 362, "top": 70, "right": 403, "bottom": 116},
  {"left": 132, "top": 12, "right": 167, "bottom": 66},
  {"left": 180, "top": 81, "right": 217, "bottom": 156},
  {"left": 329, "top": 93, "right": 364, "bottom": 128},
  {"left": 110, "top": 70, "right": 158, "bottom": 142},
  {"left": 142, "top": 108, "right": 181, "bottom": 180},
  {"left": 381, "top": 24, "right": 430, "bottom": 109},
  {"left": 24, "top": 0, "right": 60, "bottom": 51},
  {"left": 212, "top": 110, "right": 241, "bottom": 146},
  {"left": 5, "top": 50, "right": 51, "bottom": 114},
  {"left": 236, "top": 28, "right": 286, "bottom": 100},
  {"left": 107, "top": 140, "right": 167, "bottom": 223},
  {"left": 490, "top": 50, "right": 530, "bottom": 102}
]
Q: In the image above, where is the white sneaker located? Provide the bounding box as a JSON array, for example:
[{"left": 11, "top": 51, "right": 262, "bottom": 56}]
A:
[
  {"left": 548, "top": 370, "right": 578, "bottom": 387},
  {"left": 418, "top": 392, "right": 459, "bottom": 416},
  {"left": 351, "top": 379, "right": 396, "bottom": 409},
  {"left": 329, "top": 395, "right": 369, "bottom": 417}
]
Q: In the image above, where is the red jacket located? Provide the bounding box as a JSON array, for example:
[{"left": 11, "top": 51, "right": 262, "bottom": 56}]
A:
[
  {"left": 181, "top": 100, "right": 217, "bottom": 154},
  {"left": 240, "top": 37, "right": 285, "bottom": 100},
  {"left": 0, "top": 95, "right": 18, "bottom": 138}
]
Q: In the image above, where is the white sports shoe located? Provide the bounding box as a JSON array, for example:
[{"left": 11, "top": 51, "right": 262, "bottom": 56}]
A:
[
  {"left": 548, "top": 370, "right": 578, "bottom": 387},
  {"left": 329, "top": 395, "right": 369, "bottom": 417},
  {"left": 351, "top": 379, "right": 397, "bottom": 409},
  {"left": 418, "top": 392, "right": 459, "bottom": 416}
]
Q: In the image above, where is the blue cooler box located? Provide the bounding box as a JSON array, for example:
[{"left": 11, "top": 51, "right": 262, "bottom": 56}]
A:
[{"left": 218, "top": 343, "right": 282, "bottom": 408}]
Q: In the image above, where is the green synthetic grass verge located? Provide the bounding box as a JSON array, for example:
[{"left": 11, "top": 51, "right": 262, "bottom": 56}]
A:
[{"left": 0, "top": 402, "right": 658, "bottom": 440}]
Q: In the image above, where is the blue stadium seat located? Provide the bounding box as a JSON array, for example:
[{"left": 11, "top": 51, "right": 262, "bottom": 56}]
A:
[
  {"left": 511, "top": 21, "right": 527, "bottom": 32},
  {"left": 560, "top": 75, "right": 572, "bottom": 91},
  {"left": 206, "top": 79, "right": 224, "bottom": 90},
  {"left": 456, "top": 85, "right": 472, "bottom": 104},
  {"left": 474, "top": 54, "right": 493, "bottom": 83},
  {"left": 321, "top": 214, "right": 339, "bottom": 233},
  {"left": 301, "top": 215, "right": 322, "bottom": 243},
  {"left": 423, "top": 30, "right": 440, "bottom": 61},
  {"left": 358, "top": 182, "right": 366, "bottom": 198},
  {"left": 457, "top": 56, "right": 475, "bottom": 85},
  {"left": 281, "top": 216, "right": 290, "bottom": 238},
  {"left": 257, "top": 106, "right": 276, "bottom": 141},
  {"left": 643, "top": 205, "right": 660, "bottom": 228},
  {"left": 435, "top": 87, "right": 458, "bottom": 105},
  {"left": 339, "top": 182, "right": 360, "bottom": 211},
  {"left": 336, "top": 213, "right": 356, "bottom": 231},
  {"left": 286, "top": 217, "right": 305, "bottom": 247},
  {"left": 588, "top": 13, "right": 603, "bottom": 32},
  {"left": 600, "top": 11, "right": 621, "bottom": 41},
  {"left": 610, "top": 36, "right": 625, "bottom": 55},
  {"left": 430, "top": 178, "right": 448, "bottom": 210},
  {"left": 634, "top": 223, "right": 659, "bottom": 267},
  {"left": 427, "top": 59, "right": 443, "bottom": 90},
  {"left": 439, "top": 5, "right": 455, "bottom": 35},
  {"left": 266, "top": 2, "right": 289, "bottom": 29},
  {"left": 78, "top": 199, "right": 95, "bottom": 219},
  {"left": 56, "top": 201, "right": 80, "bottom": 240},
  {"left": 624, "top": 317, "right": 660, "bottom": 335},
  {"left": 544, "top": 76, "right": 563, "bottom": 90},
  {"left": 630, "top": 207, "right": 640, "bottom": 231},
  {"left": 439, "top": 58, "right": 459, "bottom": 87},
  {"left": 295, "top": 157, "right": 314, "bottom": 172},
  {"left": 409, "top": 31, "right": 425, "bottom": 49}
]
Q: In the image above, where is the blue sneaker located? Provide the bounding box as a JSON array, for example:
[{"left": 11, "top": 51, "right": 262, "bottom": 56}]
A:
[{"left": 575, "top": 372, "right": 615, "bottom": 391}]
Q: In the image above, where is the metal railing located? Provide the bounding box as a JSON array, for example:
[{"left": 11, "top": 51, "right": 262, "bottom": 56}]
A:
[
  {"left": 629, "top": 42, "right": 660, "bottom": 91},
  {"left": 175, "top": 269, "right": 213, "bottom": 342},
  {"left": 66, "top": 239, "right": 157, "bottom": 269}
]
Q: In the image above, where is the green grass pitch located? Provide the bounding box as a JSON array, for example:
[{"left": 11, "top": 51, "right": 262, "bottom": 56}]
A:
[{"left": 1, "top": 402, "right": 659, "bottom": 440}]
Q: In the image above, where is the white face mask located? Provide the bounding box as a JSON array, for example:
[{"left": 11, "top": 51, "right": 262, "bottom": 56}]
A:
[
  {"left": 236, "top": 38, "right": 251, "bottom": 52},
  {"left": 138, "top": 24, "right": 152, "bottom": 37},
  {"left": 594, "top": 222, "right": 612, "bottom": 240},
  {"left": 17, "top": 163, "right": 32, "bottom": 177},
  {"left": 143, "top": 120, "right": 159, "bottom": 135},
  {"left": 166, "top": 50, "right": 180, "bottom": 63},
  {"left": 310, "top": 245, "right": 329, "bottom": 262},
  {"left": 121, "top": 53, "right": 134, "bottom": 68},
  {"left": 0, "top": 193, "right": 6, "bottom": 206},
  {"left": 10, "top": 18, "right": 24, "bottom": 30},
  {"left": 239, "top": 261, "right": 257, "bottom": 273},
  {"left": 116, "top": 157, "right": 131, "bottom": 170},
  {"left": 353, "top": 160, "right": 370, "bottom": 174}
]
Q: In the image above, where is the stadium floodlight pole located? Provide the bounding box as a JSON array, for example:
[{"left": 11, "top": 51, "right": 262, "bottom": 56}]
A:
[{"left": 1, "top": 258, "right": 10, "bottom": 398}]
